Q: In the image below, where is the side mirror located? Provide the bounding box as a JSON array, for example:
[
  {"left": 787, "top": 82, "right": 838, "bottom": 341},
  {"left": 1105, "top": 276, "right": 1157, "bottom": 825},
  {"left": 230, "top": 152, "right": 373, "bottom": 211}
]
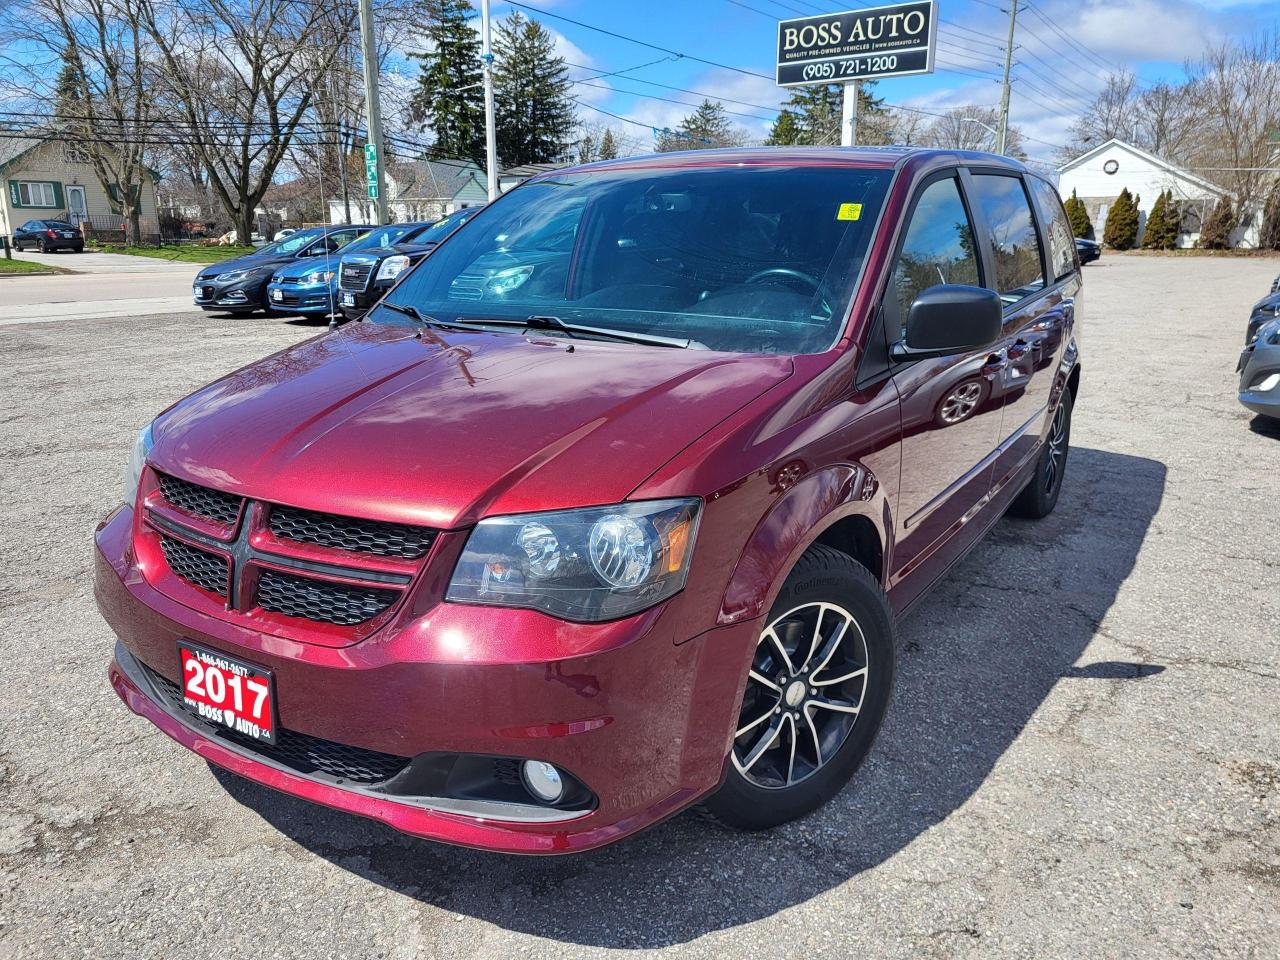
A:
[{"left": 891, "top": 284, "right": 1002, "bottom": 361}]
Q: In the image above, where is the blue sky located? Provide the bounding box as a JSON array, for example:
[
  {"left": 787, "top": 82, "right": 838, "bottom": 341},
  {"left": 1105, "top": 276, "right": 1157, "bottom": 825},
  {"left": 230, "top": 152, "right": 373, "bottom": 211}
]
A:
[{"left": 436, "top": 0, "right": 1280, "bottom": 163}]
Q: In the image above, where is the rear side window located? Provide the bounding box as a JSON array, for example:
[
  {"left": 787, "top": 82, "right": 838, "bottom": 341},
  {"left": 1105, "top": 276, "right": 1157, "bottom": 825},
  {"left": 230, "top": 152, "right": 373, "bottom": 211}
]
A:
[
  {"left": 1028, "top": 178, "right": 1076, "bottom": 282},
  {"left": 892, "top": 176, "right": 981, "bottom": 320},
  {"left": 968, "top": 174, "right": 1045, "bottom": 303}
]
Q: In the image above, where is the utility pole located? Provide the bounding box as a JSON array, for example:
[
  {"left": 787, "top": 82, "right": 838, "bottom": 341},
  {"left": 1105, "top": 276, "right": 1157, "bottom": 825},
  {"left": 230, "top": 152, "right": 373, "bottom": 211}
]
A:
[
  {"left": 841, "top": 79, "right": 860, "bottom": 147},
  {"left": 357, "top": 0, "right": 388, "bottom": 224},
  {"left": 480, "top": 0, "right": 499, "bottom": 201},
  {"left": 996, "top": 0, "right": 1019, "bottom": 156}
]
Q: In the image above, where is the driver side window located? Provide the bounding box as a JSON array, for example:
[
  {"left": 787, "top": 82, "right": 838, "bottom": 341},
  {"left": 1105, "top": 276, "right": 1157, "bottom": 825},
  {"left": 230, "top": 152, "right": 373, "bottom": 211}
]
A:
[{"left": 893, "top": 177, "right": 981, "bottom": 332}]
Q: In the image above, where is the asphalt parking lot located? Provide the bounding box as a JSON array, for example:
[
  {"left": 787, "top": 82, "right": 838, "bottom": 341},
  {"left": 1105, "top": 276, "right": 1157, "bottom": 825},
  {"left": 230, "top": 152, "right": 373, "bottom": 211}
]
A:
[{"left": 2, "top": 255, "right": 1278, "bottom": 959}]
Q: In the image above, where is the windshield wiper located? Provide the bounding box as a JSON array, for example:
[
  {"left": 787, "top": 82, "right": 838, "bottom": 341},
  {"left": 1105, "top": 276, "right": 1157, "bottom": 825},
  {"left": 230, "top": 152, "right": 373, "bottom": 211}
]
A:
[
  {"left": 454, "top": 314, "right": 693, "bottom": 349},
  {"left": 376, "top": 301, "right": 478, "bottom": 334}
]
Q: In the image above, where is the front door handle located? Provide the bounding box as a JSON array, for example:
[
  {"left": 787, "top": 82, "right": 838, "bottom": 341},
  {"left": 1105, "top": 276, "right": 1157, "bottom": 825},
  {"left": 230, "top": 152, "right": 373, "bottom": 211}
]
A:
[{"left": 981, "top": 353, "right": 1008, "bottom": 379}]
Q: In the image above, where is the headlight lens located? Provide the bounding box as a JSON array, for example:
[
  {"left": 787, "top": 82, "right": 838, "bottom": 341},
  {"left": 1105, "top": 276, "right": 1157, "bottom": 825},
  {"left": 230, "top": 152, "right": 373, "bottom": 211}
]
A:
[
  {"left": 376, "top": 255, "right": 410, "bottom": 282},
  {"left": 486, "top": 264, "right": 533, "bottom": 296},
  {"left": 446, "top": 499, "right": 701, "bottom": 621},
  {"left": 123, "top": 423, "right": 155, "bottom": 506},
  {"left": 303, "top": 270, "right": 335, "bottom": 285}
]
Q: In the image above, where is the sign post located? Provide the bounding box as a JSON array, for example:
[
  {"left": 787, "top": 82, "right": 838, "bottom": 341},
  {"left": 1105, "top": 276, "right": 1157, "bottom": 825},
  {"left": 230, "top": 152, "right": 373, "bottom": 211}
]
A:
[{"left": 775, "top": 1, "right": 937, "bottom": 146}]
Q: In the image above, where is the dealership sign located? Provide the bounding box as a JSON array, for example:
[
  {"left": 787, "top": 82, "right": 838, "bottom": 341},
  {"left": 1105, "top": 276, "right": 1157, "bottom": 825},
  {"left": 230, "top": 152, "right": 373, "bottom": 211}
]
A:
[{"left": 776, "top": 1, "right": 937, "bottom": 87}]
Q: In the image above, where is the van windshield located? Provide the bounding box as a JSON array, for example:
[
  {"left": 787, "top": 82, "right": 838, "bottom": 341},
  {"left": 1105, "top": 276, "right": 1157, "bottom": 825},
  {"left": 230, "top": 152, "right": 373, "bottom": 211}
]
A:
[{"left": 378, "top": 165, "right": 892, "bottom": 354}]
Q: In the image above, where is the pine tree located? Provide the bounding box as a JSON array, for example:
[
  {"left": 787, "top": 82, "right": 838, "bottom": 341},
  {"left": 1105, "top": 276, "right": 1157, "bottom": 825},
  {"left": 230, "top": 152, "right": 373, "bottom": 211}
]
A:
[
  {"left": 778, "top": 82, "right": 886, "bottom": 145},
  {"left": 765, "top": 109, "right": 803, "bottom": 146},
  {"left": 1064, "top": 189, "right": 1093, "bottom": 239},
  {"left": 1143, "top": 190, "right": 1171, "bottom": 249},
  {"left": 1104, "top": 187, "right": 1140, "bottom": 249},
  {"left": 53, "top": 63, "right": 86, "bottom": 127},
  {"left": 577, "top": 130, "right": 596, "bottom": 165},
  {"left": 493, "top": 12, "right": 576, "bottom": 168},
  {"left": 597, "top": 128, "right": 619, "bottom": 160},
  {"left": 656, "top": 100, "right": 740, "bottom": 152},
  {"left": 408, "top": 0, "right": 486, "bottom": 165},
  {"left": 1197, "top": 198, "right": 1236, "bottom": 249}
]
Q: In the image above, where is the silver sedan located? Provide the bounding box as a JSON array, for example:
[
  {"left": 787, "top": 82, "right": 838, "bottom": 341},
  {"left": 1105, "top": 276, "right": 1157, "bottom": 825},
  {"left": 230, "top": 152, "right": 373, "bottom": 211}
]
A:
[{"left": 1239, "top": 316, "right": 1280, "bottom": 420}]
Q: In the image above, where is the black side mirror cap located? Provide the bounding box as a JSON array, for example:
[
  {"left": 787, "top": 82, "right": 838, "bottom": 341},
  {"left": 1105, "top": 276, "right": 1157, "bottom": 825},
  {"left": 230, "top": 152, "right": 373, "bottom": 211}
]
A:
[{"left": 891, "top": 284, "right": 1003, "bottom": 361}]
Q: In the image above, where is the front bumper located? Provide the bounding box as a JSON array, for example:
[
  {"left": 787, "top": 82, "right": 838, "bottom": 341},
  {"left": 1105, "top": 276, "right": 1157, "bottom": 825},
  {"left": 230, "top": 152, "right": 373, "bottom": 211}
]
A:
[
  {"left": 1239, "top": 340, "right": 1280, "bottom": 419},
  {"left": 267, "top": 281, "right": 336, "bottom": 315},
  {"left": 94, "top": 506, "right": 755, "bottom": 853},
  {"left": 194, "top": 276, "right": 269, "bottom": 311}
]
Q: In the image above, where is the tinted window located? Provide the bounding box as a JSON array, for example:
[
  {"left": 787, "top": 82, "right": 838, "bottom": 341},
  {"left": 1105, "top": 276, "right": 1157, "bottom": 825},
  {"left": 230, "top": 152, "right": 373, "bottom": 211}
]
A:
[
  {"left": 258, "top": 227, "right": 327, "bottom": 256},
  {"left": 345, "top": 225, "right": 413, "bottom": 251},
  {"left": 969, "top": 174, "right": 1045, "bottom": 302},
  {"left": 1028, "top": 178, "right": 1076, "bottom": 282},
  {"left": 381, "top": 166, "right": 893, "bottom": 355},
  {"left": 892, "top": 176, "right": 981, "bottom": 321}
]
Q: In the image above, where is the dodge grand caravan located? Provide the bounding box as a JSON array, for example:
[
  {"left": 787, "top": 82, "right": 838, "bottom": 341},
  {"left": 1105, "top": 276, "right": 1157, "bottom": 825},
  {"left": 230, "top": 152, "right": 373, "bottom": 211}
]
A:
[{"left": 95, "top": 147, "right": 1082, "bottom": 854}]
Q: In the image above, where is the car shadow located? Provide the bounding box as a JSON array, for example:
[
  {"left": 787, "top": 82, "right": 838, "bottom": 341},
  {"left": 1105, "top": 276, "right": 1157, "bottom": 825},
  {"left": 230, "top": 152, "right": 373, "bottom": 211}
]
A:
[
  {"left": 1247, "top": 414, "right": 1280, "bottom": 439},
  {"left": 212, "top": 446, "right": 1166, "bottom": 949}
]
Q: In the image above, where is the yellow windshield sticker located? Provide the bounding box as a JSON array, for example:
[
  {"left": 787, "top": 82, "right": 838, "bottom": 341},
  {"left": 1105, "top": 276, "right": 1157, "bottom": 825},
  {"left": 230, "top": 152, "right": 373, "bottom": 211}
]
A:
[{"left": 837, "top": 202, "right": 863, "bottom": 221}]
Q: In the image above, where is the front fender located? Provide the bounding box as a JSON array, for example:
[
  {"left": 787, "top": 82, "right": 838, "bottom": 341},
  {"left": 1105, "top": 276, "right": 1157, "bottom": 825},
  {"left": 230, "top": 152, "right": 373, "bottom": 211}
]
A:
[{"left": 717, "top": 463, "right": 888, "bottom": 625}]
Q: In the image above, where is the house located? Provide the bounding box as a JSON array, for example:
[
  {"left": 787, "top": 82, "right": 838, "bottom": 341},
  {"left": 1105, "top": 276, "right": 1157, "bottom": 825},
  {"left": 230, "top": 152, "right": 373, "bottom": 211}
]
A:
[
  {"left": 499, "top": 163, "right": 566, "bottom": 193},
  {"left": 328, "top": 158, "right": 488, "bottom": 225},
  {"left": 1057, "top": 138, "right": 1258, "bottom": 248},
  {"left": 0, "top": 135, "right": 161, "bottom": 242}
]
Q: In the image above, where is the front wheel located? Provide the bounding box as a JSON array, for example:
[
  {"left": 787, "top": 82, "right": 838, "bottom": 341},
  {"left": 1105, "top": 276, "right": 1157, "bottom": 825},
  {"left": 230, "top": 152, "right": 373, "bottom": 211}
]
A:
[{"left": 700, "top": 545, "right": 896, "bottom": 831}]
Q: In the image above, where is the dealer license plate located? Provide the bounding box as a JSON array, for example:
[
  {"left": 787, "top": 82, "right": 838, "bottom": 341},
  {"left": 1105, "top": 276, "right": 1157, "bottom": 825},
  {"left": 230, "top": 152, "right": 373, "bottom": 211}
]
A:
[
  {"left": 271, "top": 288, "right": 283, "bottom": 301},
  {"left": 341, "top": 292, "right": 355, "bottom": 307},
  {"left": 178, "top": 642, "right": 276, "bottom": 743}
]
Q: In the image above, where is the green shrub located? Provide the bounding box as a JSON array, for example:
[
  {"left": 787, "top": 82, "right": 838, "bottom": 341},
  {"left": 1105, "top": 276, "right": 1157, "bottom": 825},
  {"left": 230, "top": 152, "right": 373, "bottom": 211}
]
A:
[
  {"left": 1142, "top": 190, "right": 1179, "bottom": 250},
  {"left": 1064, "top": 189, "right": 1093, "bottom": 239},
  {"left": 1197, "top": 198, "right": 1235, "bottom": 250},
  {"left": 1103, "top": 187, "right": 1140, "bottom": 250}
]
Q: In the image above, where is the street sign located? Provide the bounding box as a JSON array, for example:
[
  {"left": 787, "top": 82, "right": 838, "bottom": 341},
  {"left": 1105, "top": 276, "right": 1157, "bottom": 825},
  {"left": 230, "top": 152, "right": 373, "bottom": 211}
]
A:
[
  {"left": 367, "top": 183, "right": 379, "bottom": 199},
  {"left": 776, "top": 1, "right": 937, "bottom": 87},
  {"left": 364, "top": 142, "right": 379, "bottom": 199}
]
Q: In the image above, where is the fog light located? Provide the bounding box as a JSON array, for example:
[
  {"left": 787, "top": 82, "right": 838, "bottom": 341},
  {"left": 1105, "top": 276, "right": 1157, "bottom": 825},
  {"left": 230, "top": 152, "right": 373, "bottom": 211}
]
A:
[
  {"left": 1252, "top": 372, "right": 1280, "bottom": 392},
  {"left": 521, "top": 760, "right": 564, "bottom": 803}
]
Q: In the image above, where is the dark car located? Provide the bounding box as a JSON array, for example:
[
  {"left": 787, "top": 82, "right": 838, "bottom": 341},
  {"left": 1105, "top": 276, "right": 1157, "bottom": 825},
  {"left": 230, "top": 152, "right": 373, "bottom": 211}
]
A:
[
  {"left": 12, "top": 219, "right": 83, "bottom": 253},
  {"left": 192, "top": 225, "right": 372, "bottom": 315},
  {"left": 1075, "top": 237, "right": 1100, "bottom": 264},
  {"left": 1247, "top": 292, "right": 1280, "bottom": 345},
  {"left": 1239, "top": 317, "right": 1280, "bottom": 421},
  {"left": 338, "top": 208, "right": 482, "bottom": 321},
  {"left": 97, "top": 147, "right": 1082, "bottom": 853}
]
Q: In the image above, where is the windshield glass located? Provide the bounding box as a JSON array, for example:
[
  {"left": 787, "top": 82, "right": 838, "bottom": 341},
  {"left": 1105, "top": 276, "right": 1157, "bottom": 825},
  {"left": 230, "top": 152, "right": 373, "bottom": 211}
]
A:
[
  {"left": 413, "top": 210, "right": 477, "bottom": 245},
  {"left": 347, "top": 225, "right": 416, "bottom": 251},
  {"left": 378, "top": 166, "right": 892, "bottom": 354},
  {"left": 256, "top": 228, "right": 327, "bottom": 257}
]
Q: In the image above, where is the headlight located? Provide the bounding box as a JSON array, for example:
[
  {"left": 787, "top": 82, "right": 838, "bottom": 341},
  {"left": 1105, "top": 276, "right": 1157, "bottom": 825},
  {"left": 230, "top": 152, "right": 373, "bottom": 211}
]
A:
[
  {"left": 376, "top": 255, "right": 410, "bottom": 282},
  {"left": 217, "top": 268, "right": 251, "bottom": 283},
  {"left": 302, "top": 270, "right": 335, "bottom": 285},
  {"left": 123, "top": 423, "right": 155, "bottom": 506},
  {"left": 446, "top": 499, "right": 701, "bottom": 621},
  {"left": 486, "top": 265, "right": 533, "bottom": 296}
]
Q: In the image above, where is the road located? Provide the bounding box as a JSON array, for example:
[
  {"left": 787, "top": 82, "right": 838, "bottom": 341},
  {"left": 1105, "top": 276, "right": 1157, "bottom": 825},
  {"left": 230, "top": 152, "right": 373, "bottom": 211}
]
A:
[
  {"left": 0, "top": 249, "right": 203, "bottom": 324},
  {"left": 1, "top": 255, "right": 1277, "bottom": 959}
]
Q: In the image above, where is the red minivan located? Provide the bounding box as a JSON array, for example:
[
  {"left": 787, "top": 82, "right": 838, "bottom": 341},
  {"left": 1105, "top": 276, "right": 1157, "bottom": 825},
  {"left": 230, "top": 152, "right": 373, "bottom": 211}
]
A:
[{"left": 95, "top": 147, "right": 1082, "bottom": 853}]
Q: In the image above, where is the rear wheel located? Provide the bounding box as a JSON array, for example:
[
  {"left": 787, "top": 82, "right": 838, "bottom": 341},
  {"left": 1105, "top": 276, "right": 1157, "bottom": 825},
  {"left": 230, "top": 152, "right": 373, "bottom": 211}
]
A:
[
  {"left": 37, "top": 239, "right": 47, "bottom": 253},
  {"left": 700, "top": 545, "right": 895, "bottom": 830},
  {"left": 1009, "top": 385, "right": 1073, "bottom": 519},
  {"left": 11, "top": 239, "right": 20, "bottom": 252}
]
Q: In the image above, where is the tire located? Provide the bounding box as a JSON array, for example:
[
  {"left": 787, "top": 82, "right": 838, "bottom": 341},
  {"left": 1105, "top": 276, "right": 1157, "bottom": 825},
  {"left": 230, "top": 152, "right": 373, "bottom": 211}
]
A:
[
  {"left": 37, "top": 240, "right": 47, "bottom": 254},
  {"left": 11, "top": 240, "right": 20, "bottom": 252},
  {"left": 700, "top": 545, "right": 896, "bottom": 831},
  {"left": 1009, "top": 385, "right": 1073, "bottom": 519}
]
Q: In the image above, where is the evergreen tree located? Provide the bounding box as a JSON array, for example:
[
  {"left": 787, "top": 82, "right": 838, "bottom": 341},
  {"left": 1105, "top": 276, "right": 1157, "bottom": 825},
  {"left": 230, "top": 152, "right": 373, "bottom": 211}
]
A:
[
  {"left": 656, "top": 100, "right": 740, "bottom": 152},
  {"left": 408, "top": 0, "right": 486, "bottom": 165},
  {"left": 1104, "top": 187, "right": 1140, "bottom": 249},
  {"left": 577, "top": 130, "right": 596, "bottom": 165},
  {"left": 53, "top": 63, "right": 86, "bottom": 126},
  {"left": 1197, "top": 198, "right": 1235, "bottom": 249},
  {"left": 1064, "top": 189, "right": 1093, "bottom": 239},
  {"left": 1260, "top": 182, "right": 1280, "bottom": 251},
  {"left": 1142, "top": 189, "right": 1181, "bottom": 250},
  {"left": 597, "top": 128, "right": 619, "bottom": 160},
  {"left": 493, "top": 12, "right": 576, "bottom": 167},
  {"left": 765, "top": 109, "right": 803, "bottom": 146},
  {"left": 780, "top": 81, "right": 886, "bottom": 145}
]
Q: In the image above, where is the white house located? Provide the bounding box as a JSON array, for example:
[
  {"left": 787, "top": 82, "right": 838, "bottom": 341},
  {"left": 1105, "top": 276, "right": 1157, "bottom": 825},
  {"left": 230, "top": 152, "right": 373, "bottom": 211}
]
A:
[
  {"left": 1057, "top": 138, "right": 1258, "bottom": 248},
  {"left": 328, "top": 158, "right": 488, "bottom": 225}
]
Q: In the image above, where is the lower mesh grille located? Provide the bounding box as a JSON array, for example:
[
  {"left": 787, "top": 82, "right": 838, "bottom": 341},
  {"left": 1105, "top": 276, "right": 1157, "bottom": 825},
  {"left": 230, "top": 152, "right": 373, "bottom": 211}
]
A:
[
  {"left": 141, "top": 664, "right": 410, "bottom": 785},
  {"left": 256, "top": 568, "right": 398, "bottom": 626},
  {"left": 159, "top": 535, "right": 229, "bottom": 597}
]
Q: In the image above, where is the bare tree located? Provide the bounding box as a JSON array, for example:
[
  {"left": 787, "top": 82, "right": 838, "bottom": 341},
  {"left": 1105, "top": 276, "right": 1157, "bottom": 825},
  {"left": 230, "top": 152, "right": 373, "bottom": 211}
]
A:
[
  {"left": 1063, "top": 71, "right": 1142, "bottom": 155},
  {"left": 923, "top": 106, "right": 1025, "bottom": 158}
]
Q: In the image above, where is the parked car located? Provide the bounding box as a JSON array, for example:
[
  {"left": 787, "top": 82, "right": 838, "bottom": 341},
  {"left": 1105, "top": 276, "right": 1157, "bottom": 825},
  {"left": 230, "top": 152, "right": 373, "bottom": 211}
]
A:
[
  {"left": 1239, "top": 316, "right": 1280, "bottom": 421},
  {"left": 1247, "top": 292, "right": 1280, "bottom": 345},
  {"left": 96, "top": 147, "right": 1082, "bottom": 854},
  {"left": 266, "top": 222, "right": 438, "bottom": 319},
  {"left": 1074, "top": 237, "right": 1100, "bottom": 264},
  {"left": 338, "top": 208, "right": 482, "bottom": 321},
  {"left": 192, "top": 225, "right": 372, "bottom": 315},
  {"left": 11, "top": 219, "right": 83, "bottom": 253}
]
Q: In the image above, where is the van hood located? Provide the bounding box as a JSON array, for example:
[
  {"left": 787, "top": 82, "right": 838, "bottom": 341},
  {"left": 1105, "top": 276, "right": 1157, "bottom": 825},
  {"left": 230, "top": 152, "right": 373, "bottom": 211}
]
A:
[{"left": 151, "top": 322, "right": 793, "bottom": 529}]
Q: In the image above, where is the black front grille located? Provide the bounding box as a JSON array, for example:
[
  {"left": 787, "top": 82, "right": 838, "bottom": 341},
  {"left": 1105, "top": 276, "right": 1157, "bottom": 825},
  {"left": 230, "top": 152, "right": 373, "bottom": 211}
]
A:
[
  {"left": 256, "top": 568, "right": 398, "bottom": 625},
  {"left": 269, "top": 505, "right": 437, "bottom": 559},
  {"left": 339, "top": 263, "right": 374, "bottom": 291},
  {"left": 159, "top": 535, "right": 229, "bottom": 597},
  {"left": 157, "top": 473, "right": 242, "bottom": 526},
  {"left": 141, "top": 664, "right": 410, "bottom": 785}
]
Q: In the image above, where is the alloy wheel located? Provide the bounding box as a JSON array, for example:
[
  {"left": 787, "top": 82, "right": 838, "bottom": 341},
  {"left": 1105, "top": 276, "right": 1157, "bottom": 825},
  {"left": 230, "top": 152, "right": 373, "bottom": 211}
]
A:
[
  {"left": 732, "top": 601, "right": 870, "bottom": 789},
  {"left": 1045, "top": 401, "right": 1068, "bottom": 493},
  {"left": 939, "top": 381, "right": 983, "bottom": 424}
]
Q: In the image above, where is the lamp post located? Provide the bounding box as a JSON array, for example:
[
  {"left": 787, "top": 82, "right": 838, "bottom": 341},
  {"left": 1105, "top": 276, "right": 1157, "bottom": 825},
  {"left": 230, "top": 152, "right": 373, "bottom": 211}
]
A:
[{"left": 961, "top": 117, "right": 998, "bottom": 151}]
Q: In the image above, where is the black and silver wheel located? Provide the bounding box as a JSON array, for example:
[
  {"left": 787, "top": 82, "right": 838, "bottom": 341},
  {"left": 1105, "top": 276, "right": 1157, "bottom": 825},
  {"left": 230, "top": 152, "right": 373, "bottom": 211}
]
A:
[
  {"left": 701, "top": 545, "right": 895, "bottom": 830},
  {"left": 11, "top": 239, "right": 21, "bottom": 252},
  {"left": 1010, "top": 384, "right": 1073, "bottom": 519}
]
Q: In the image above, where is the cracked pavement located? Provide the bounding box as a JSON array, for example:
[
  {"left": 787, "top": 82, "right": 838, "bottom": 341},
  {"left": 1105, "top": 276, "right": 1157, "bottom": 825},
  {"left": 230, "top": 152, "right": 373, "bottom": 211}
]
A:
[{"left": 1, "top": 255, "right": 1278, "bottom": 958}]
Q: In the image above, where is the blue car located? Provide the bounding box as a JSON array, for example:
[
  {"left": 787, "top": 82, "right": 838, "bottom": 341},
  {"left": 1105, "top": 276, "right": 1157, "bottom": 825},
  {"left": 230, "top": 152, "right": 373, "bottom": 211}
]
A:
[{"left": 265, "top": 223, "right": 438, "bottom": 317}]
